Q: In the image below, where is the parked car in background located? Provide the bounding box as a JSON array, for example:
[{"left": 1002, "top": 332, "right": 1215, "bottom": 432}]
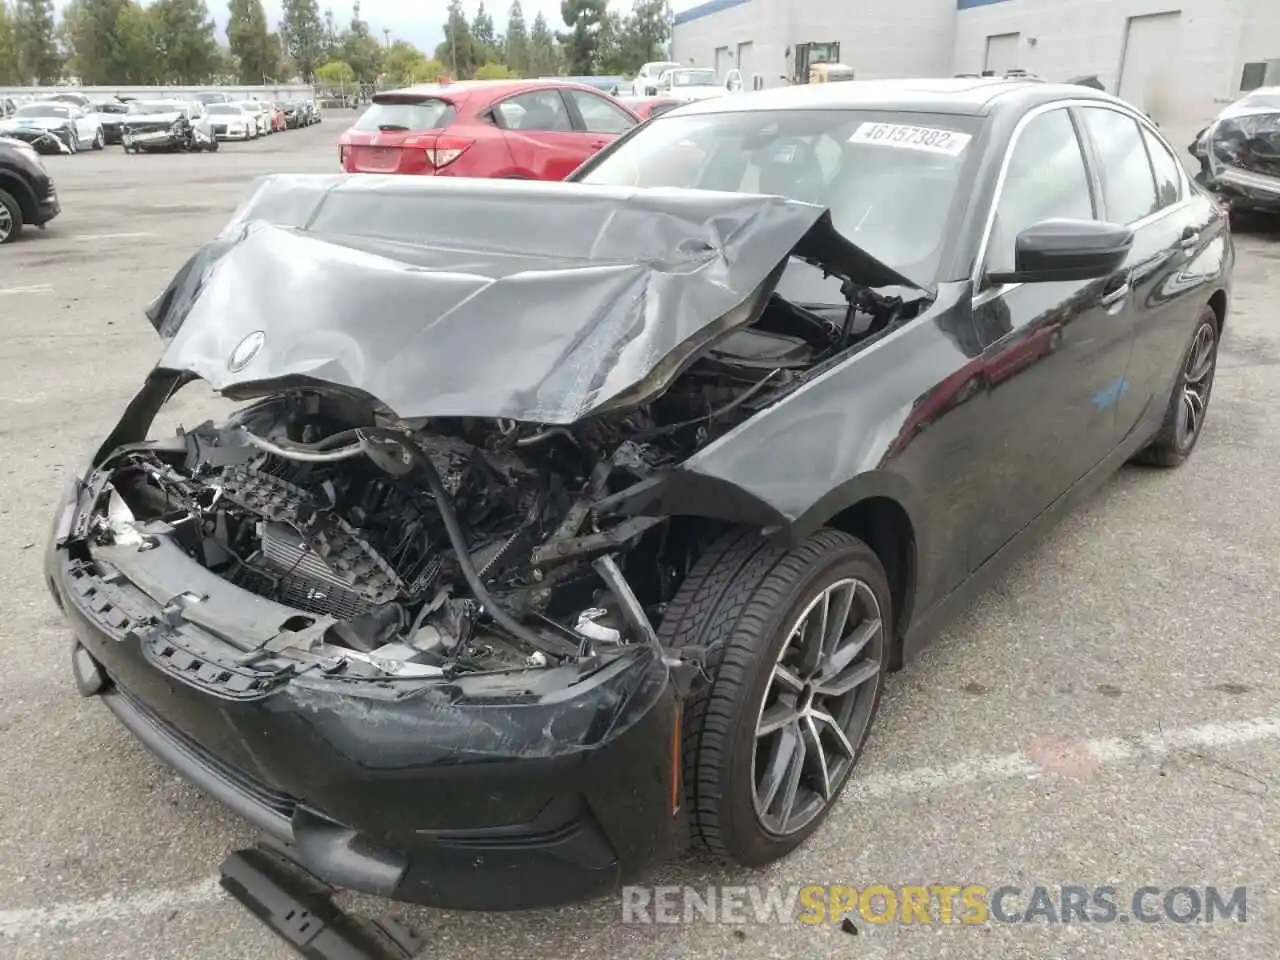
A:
[
  {"left": 0, "top": 102, "right": 103, "bottom": 153},
  {"left": 122, "top": 100, "right": 217, "bottom": 153},
  {"left": 90, "top": 100, "right": 130, "bottom": 144},
  {"left": 46, "top": 92, "right": 94, "bottom": 110},
  {"left": 338, "top": 79, "right": 640, "bottom": 179},
  {"left": 207, "top": 103, "right": 255, "bottom": 141},
  {"left": 0, "top": 98, "right": 17, "bottom": 119},
  {"left": 235, "top": 101, "right": 268, "bottom": 137},
  {"left": 194, "top": 91, "right": 237, "bottom": 106},
  {"left": 269, "top": 102, "right": 287, "bottom": 132},
  {"left": 282, "top": 101, "right": 304, "bottom": 128},
  {"left": 253, "top": 101, "right": 275, "bottom": 134},
  {"left": 655, "top": 67, "right": 743, "bottom": 102},
  {"left": 0, "top": 135, "right": 60, "bottom": 243},
  {"left": 615, "top": 96, "right": 682, "bottom": 121},
  {"left": 632, "top": 60, "right": 682, "bottom": 96},
  {"left": 1189, "top": 86, "right": 1280, "bottom": 215}
]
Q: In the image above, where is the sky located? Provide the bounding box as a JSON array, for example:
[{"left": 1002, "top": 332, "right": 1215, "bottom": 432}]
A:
[{"left": 51, "top": 1, "right": 696, "bottom": 59}]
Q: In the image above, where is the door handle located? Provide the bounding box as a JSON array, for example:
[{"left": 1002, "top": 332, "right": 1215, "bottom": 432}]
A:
[
  {"left": 1099, "top": 274, "right": 1131, "bottom": 308},
  {"left": 1180, "top": 228, "right": 1201, "bottom": 251}
]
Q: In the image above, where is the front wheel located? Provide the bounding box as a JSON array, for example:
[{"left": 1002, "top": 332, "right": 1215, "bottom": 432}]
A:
[
  {"left": 66, "top": 131, "right": 78, "bottom": 154},
  {"left": 660, "top": 528, "right": 890, "bottom": 866},
  {"left": 0, "top": 188, "right": 23, "bottom": 244},
  {"left": 1133, "top": 305, "right": 1220, "bottom": 467},
  {"left": 92, "top": 128, "right": 104, "bottom": 150},
  {"left": 207, "top": 137, "right": 219, "bottom": 152}
]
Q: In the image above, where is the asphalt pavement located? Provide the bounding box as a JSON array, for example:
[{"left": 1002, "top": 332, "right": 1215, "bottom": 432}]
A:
[{"left": 0, "top": 118, "right": 1276, "bottom": 960}]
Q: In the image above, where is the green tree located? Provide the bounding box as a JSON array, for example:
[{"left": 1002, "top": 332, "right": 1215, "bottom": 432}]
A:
[
  {"left": 339, "top": 0, "right": 381, "bottom": 82},
  {"left": 62, "top": 0, "right": 129, "bottom": 84},
  {"left": 406, "top": 56, "right": 445, "bottom": 83},
  {"left": 227, "top": 0, "right": 277, "bottom": 83},
  {"left": 434, "top": 0, "right": 476, "bottom": 79},
  {"left": 150, "top": 0, "right": 218, "bottom": 83},
  {"left": 558, "top": 0, "right": 604, "bottom": 75},
  {"left": 115, "top": 0, "right": 159, "bottom": 82},
  {"left": 474, "top": 61, "right": 515, "bottom": 79},
  {"left": 622, "top": 0, "right": 669, "bottom": 69},
  {"left": 13, "top": 0, "right": 61, "bottom": 83},
  {"left": 503, "top": 0, "right": 527, "bottom": 76},
  {"left": 527, "top": 10, "right": 557, "bottom": 76},
  {"left": 280, "top": 0, "right": 323, "bottom": 79},
  {"left": 320, "top": 5, "right": 338, "bottom": 59},
  {"left": 314, "top": 57, "right": 353, "bottom": 87},
  {"left": 471, "top": 0, "right": 496, "bottom": 61},
  {"left": 380, "top": 39, "right": 424, "bottom": 84},
  {"left": 0, "top": 2, "right": 19, "bottom": 84}
]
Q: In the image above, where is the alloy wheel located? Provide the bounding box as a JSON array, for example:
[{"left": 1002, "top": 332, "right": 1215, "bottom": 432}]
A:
[
  {"left": 0, "top": 203, "right": 13, "bottom": 243},
  {"left": 1176, "top": 321, "right": 1216, "bottom": 448},
  {"left": 751, "top": 577, "right": 884, "bottom": 836}
]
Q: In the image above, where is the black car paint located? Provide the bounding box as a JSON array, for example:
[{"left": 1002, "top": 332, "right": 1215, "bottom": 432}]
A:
[
  {"left": 45, "top": 79, "right": 1230, "bottom": 911},
  {"left": 0, "top": 139, "right": 61, "bottom": 230}
]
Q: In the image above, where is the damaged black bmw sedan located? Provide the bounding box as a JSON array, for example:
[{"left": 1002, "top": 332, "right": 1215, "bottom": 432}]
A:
[{"left": 45, "top": 79, "right": 1231, "bottom": 911}]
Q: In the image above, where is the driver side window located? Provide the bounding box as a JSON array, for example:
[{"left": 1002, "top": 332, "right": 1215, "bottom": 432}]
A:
[{"left": 987, "top": 108, "right": 1094, "bottom": 275}]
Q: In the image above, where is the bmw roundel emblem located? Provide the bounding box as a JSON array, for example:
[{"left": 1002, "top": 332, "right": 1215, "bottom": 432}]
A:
[{"left": 228, "top": 331, "right": 265, "bottom": 372}]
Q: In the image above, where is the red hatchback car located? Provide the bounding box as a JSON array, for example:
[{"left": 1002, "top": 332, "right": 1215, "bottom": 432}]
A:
[{"left": 338, "top": 79, "right": 642, "bottom": 179}]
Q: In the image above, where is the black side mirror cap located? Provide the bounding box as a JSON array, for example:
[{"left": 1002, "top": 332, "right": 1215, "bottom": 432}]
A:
[{"left": 987, "top": 218, "right": 1133, "bottom": 285}]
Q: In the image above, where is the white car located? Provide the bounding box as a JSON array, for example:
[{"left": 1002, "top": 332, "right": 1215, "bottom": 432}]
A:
[
  {"left": 0, "top": 101, "right": 104, "bottom": 153},
  {"left": 121, "top": 100, "right": 217, "bottom": 153},
  {"left": 655, "top": 67, "right": 744, "bottom": 102},
  {"left": 235, "top": 102, "right": 268, "bottom": 137},
  {"left": 633, "top": 61, "right": 682, "bottom": 97},
  {"left": 207, "top": 103, "right": 256, "bottom": 141}
]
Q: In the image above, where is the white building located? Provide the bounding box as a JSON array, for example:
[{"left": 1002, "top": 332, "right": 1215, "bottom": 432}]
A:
[{"left": 672, "top": 0, "right": 1280, "bottom": 131}]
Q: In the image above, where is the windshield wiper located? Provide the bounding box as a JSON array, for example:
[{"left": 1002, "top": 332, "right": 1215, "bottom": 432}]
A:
[{"left": 376, "top": 123, "right": 410, "bottom": 132}]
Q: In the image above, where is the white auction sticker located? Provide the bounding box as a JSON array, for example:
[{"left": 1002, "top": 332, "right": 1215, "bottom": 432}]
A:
[{"left": 848, "top": 122, "right": 973, "bottom": 156}]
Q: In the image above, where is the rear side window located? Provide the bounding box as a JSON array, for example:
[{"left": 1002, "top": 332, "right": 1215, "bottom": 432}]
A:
[
  {"left": 495, "top": 90, "right": 573, "bottom": 132},
  {"left": 1141, "top": 126, "right": 1182, "bottom": 209},
  {"left": 353, "top": 99, "right": 454, "bottom": 132},
  {"left": 1078, "top": 107, "right": 1159, "bottom": 224}
]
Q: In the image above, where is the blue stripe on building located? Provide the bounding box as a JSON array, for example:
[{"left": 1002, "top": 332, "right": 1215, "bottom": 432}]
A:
[
  {"left": 673, "top": 0, "right": 754, "bottom": 27},
  {"left": 957, "top": 0, "right": 1013, "bottom": 8}
]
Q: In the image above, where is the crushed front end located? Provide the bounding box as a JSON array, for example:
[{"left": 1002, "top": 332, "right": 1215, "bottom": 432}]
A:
[{"left": 1193, "top": 108, "right": 1280, "bottom": 213}]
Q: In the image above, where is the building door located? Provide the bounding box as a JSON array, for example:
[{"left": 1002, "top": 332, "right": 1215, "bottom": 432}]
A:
[
  {"left": 715, "top": 46, "right": 730, "bottom": 76},
  {"left": 1117, "top": 12, "right": 1181, "bottom": 119},
  {"left": 737, "top": 41, "right": 754, "bottom": 88},
  {"left": 983, "top": 33, "right": 1020, "bottom": 74}
]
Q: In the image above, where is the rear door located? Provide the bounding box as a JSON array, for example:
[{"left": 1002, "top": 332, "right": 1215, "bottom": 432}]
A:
[
  {"left": 561, "top": 88, "right": 639, "bottom": 163},
  {"left": 492, "top": 89, "right": 592, "bottom": 180},
  {"left": 965, "top": 105, "right": 1137, "bottom": 570},
  {"left": 343, "top": 96, "right": 456, "bottom": 174},
  {"left": 1074, "top": 104, "right": 1219, "bottom": 436}
]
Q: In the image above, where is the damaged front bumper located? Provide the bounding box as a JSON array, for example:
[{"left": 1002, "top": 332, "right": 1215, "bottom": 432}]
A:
[
  {"left": 124, "top": 130, "right": 183, "bottom": 150},
  {"left": 46, "top": 479, "right": 686, "bottom": 911},
  {"left": 2, "top": 128, "right": 72, "bottom": 155},
  {"left": 1196, "top": 112, "right": 1280, "bottom": 213}
]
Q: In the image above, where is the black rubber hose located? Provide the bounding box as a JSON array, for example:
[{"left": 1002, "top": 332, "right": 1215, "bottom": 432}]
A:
[{"left": 357, "top": 428, "right": 579, "bottom": 659}]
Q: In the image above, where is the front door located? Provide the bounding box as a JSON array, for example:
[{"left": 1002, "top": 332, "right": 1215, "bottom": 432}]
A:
[{"left": 965, "top": 105, "right": 1137, "bottom": 570}]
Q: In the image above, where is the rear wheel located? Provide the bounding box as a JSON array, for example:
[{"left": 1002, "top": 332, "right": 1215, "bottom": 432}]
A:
[
  {"left": 0, "top": 189, "right": 22, "bottom": 244},
  {"left": 92, "top": 128, "right": 104, "bottom": 150},
  {"left": 1134, "top": 305, "right": 1220, "bottom": 467},
  {"left": 659, "top": 528, "right": 890, "bottom": 865}
]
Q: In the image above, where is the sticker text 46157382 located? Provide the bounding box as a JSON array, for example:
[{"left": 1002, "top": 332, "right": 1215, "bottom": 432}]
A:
[{"left": 848, "top": 122, "right": 973, "bottom": 157}]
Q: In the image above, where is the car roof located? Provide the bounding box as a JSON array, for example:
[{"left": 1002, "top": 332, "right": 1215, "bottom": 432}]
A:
[{"left": 673, "top": 77, "right": 1128, "bottom": 118}]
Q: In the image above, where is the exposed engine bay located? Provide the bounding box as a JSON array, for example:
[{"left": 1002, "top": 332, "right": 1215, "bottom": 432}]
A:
[{"left": 81, "top": 291, "right": 913, "bottom": 681}]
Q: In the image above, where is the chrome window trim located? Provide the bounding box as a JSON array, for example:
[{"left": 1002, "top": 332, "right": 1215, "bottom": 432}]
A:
[{"left": 970, "top": 98, "right": 1193, "bottom": 304}]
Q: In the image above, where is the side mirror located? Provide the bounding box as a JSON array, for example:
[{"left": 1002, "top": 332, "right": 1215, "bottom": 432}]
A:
[{"left": 987, "top": 219, "right": 1132, "bottom": 285}]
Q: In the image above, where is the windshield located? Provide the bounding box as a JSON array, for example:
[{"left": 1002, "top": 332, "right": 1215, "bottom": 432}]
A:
[
  {"left": 669, "top": 70, "right": 718, "bottom": 87},
  {"left": 576, "top": 108, "right": 981, "bottom": 287},
  {"left": 15, "top": 104, "right": 69, "bottom": 118},
  {"left": 130, "top": 102, "right": 182, "bottom": 115},
  {"left": 354, "top": 99, "right": 453, "bottom": 131},
  {"left": 93, "top": 102, "right": 129, "bottom": 114},
  {"left": 208, "top": 105, "right": 241, "bottom": 115}
]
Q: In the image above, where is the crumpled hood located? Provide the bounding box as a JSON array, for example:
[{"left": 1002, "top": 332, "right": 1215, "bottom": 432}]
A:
[
  {"left": 146, "top": 173, "right": 920, "bottom": 424},
  {"left": 125, "top": 112, "right": 182, "bottom": 124},
  {"left": 1201, "top": 100, "right": 1280, "bottom": 181}
]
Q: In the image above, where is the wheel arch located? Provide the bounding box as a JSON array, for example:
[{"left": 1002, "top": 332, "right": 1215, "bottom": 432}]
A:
[
  {"left": 825, "top": 496, "right": 917, "bottom": 670},
  {"left": 1207, "top": 288, "right": 1227, "bottom": 334},
  {"left": 0, "top": 171, "right": 37, "bottom": 223}
]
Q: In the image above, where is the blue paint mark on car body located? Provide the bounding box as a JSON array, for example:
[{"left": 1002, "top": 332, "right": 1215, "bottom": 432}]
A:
[{"left": 1092, "top": 377, "right": 1128, "bottom": 410}]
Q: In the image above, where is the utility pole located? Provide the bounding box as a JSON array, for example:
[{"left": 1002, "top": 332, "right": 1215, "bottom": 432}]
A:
[
  {"left": 449, "top": 20, "right": 459, "bottom": 78},
  {"left": 382, "top": 28, "right": 390, "bottom": 47}
]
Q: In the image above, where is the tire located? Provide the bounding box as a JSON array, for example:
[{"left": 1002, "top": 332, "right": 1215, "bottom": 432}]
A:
[
  {"left": 208, "top": 137, "right": 219, "bottom": 152},
  {"left": 0, "top": 188, "right": 23, "bottom": 244},
  {"left": 659, "top": 527, "right": 891, "bottom": 866},
  {"left": 1134, "top": 304, "right": 1220, "bottom": 467},
  {"left": 66, "top": 131, "right": 78, "bottom": 154},
  {"left": 92, "top": 128, "right": 104, "bottom": 150}
]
